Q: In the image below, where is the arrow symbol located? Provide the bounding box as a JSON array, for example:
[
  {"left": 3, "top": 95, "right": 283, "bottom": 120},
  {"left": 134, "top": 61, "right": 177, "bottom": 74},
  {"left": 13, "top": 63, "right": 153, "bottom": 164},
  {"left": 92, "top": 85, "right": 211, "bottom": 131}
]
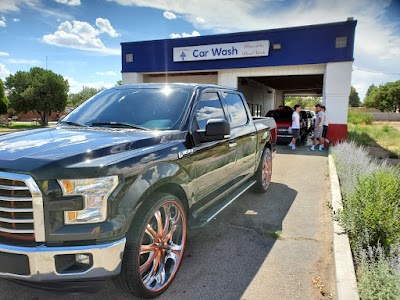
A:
[{"left": 180, "top": 51, "right": 186, "bottom": 61}]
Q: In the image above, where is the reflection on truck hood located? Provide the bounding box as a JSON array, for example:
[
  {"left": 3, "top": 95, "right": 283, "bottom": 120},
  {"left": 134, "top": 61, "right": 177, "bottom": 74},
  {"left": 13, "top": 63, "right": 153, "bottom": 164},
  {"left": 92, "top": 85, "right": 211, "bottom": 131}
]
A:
[{"left": 0, "top": 126, "right": 172, "bottom": 175}]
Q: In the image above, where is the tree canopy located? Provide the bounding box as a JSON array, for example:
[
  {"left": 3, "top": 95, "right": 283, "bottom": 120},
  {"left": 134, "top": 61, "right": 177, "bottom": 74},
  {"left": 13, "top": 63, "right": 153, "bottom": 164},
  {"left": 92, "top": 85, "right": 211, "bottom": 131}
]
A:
[
  {"left": 0, "top": 79, "right": 8, "bottom": 115},
  {"left": 68, "top": 86, "right": 102, "bottom": 107},
  {"left": 5, "top": 67, "right": 69, "bottom": 126},
  {"left": 364, "top": 81, "right": 400, "bottom": 112},
  {"left": 284, "top": 96, "right": 322, "bottom": 109},
  {"left": 349, "top": 86, "right": 361, "bottom": 107}
]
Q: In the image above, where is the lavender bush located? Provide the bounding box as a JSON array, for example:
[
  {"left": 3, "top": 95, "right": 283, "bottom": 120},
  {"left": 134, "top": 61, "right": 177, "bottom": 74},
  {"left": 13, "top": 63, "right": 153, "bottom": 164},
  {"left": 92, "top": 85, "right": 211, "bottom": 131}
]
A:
[
  {"left": 331, "top": 141, "right": 389, "bottom": 197},
  {"left": 332, "top": 141, "right": 400, "bottom": 298}
]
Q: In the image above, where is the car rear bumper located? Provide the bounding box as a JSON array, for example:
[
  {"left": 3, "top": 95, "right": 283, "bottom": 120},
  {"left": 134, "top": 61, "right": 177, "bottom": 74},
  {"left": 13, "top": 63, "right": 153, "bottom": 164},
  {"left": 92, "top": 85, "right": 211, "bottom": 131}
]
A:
[{"left": 0, "top": 238, "right": 126, "bottom": 282}]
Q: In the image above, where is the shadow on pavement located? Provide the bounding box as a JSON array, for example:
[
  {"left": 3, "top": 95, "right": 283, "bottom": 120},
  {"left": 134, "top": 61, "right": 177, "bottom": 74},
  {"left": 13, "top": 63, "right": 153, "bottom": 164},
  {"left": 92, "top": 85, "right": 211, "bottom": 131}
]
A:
[
  {"left": 162, "top": 182, "right": 297, "bottom": 300},
  {"left": 0, "top": 183, "right": 297, "bottom": 300}
]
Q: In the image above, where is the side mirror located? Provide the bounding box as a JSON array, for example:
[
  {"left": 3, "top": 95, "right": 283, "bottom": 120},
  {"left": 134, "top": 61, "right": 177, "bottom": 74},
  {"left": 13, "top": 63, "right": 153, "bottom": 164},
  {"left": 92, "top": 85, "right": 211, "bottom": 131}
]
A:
[{"left": 198, "top": 119, "right": 230, "bottom": 142}]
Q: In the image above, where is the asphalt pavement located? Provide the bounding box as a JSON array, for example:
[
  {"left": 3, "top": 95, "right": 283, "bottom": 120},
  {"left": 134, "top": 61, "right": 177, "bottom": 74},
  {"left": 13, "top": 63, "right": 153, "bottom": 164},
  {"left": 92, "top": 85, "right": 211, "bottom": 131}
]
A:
[{"left": 0, "top": 143, "right": 335, "bottom": 300}]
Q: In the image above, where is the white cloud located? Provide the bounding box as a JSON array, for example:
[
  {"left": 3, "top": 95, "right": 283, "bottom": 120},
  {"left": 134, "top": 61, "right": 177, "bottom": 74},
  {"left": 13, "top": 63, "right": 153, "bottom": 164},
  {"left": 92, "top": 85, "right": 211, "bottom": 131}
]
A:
[
  {"left": 169, "top": 33, "right": 181, "bottom": 39},
  {"left": 55, "top": 0, "right": 81, "bottom": 5},
  {"left": 13, "top": 18, "right": 20, "bottom": 22},
  {"left": 0, "top": 20, "right": 5, "bottom": 27},
  {"left": 42, "top": 19, "right": 120, "bottom": 55},
  {"left": 111, "top": 0, "right": 400, "bottom": 100},
  {"left": 195, "top": 17, "right": 205, "bottom": 24},
  {"left": 0, "top": 52, "right": 9, "bottom": 56},
  {"left": 95, "top": 17, "right": 119, "bottom": 37},
  {"left": 0, "top": 0, "right": 38, "bottom": 13},
  {"left": 6, "top": 58, "right": 41, "bottom": 65},
  {"left": 1, "top": 16, "right": 6, "bottom": 21},
  {"left": 66, "top": 76, "right": 115, "bottom": 93},
  {"left": 0, "top": 63, "right": 11, "bottom": 80},
  {"left": 170, "top": 30, "right": 200, "bottom": 39},
  {"left": 96, "top": 71, "right": 117, "bottom": 76},
  {"left": 163, "top": 11, "right": 176, "bottom": 20}
]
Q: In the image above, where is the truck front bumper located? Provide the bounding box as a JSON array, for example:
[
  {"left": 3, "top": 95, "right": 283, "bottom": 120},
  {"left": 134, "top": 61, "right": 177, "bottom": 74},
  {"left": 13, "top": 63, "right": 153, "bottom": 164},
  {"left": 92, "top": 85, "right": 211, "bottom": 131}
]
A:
[{"left": 0, "top": 238, "right": 126, "bottom": 282}]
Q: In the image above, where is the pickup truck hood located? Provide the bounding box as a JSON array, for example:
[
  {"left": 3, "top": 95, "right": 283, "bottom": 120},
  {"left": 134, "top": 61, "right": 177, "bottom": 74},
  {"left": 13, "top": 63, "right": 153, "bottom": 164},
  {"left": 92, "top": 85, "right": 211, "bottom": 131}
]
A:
[{"left": 0, "top": 127, "right": 172, "bottom": 176}]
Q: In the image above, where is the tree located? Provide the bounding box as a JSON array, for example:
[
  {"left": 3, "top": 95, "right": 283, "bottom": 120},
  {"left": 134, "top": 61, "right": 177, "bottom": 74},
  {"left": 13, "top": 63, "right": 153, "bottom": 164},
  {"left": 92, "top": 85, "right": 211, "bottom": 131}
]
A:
[
  {"left": 0, "top": 79, "right": 8, "bottom": 115},
  {"left": 284, "top": 96, "right": 322, "bottom": 109},
  {"left": 5, "top": 67, "right": 69, "bottom": 126},
  {"left": 115, "top": 80, "right": 123, "bottom": 86},
  {"left": 364, "top": 81, "right": 400, "bottom": 112},
  {"left": 68, "top": 86, "right": 102, "bottom": 107},
  {"left": 363, "top": 84, "right": 378, "bottom": 108},
  {"left": 349, "top": 86, "right": 361, "bottom": 107}
]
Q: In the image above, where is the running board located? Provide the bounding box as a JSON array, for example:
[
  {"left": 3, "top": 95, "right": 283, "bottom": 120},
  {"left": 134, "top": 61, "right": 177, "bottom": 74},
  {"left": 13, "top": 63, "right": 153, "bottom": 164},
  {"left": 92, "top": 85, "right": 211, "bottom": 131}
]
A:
[{"left": 195, "top": 180, "right": 256, "bottom": 226}]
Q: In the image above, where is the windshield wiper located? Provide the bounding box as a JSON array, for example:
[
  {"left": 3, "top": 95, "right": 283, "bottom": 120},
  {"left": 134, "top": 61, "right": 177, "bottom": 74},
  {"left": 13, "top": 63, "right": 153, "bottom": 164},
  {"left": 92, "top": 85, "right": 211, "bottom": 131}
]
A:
[
  {"left": 90, "top": 122, "right": 150, "bottom": 131},
  {"left": 59, "top": 121, "right": 87, "bottom": 127}
]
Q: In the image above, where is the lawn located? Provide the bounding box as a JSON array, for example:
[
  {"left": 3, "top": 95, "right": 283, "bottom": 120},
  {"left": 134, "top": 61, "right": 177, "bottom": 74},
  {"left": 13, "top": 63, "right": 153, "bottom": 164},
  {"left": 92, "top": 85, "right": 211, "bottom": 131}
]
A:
[
  {"left": 348, "top": 123, "right": 400, "bottom": 157},
  {"left": 0, "top": 122, "right": 57, "bottom": 131}
]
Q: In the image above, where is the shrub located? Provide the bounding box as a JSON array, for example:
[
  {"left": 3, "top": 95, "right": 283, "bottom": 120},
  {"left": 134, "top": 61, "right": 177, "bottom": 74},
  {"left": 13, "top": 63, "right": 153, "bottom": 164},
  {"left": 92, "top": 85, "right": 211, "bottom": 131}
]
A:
[
  {"left": 340, "top": 168, "right": 400, "bottom": 255},
  {"left": 358, "top": 255, "right": 400, "bottom": 300},
  {"left": 331, "top": 141, "right": 388, "bottom": 197},
  {"left": 348, "top": 110, "right": 373, "bottom": 125}
]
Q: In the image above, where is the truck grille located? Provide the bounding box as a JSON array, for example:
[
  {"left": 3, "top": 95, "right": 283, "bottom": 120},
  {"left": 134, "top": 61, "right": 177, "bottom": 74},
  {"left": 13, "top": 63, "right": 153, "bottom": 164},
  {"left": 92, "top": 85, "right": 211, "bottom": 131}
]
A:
[{"left": 0, "top": 172, "right": 45, "bottom": 243}]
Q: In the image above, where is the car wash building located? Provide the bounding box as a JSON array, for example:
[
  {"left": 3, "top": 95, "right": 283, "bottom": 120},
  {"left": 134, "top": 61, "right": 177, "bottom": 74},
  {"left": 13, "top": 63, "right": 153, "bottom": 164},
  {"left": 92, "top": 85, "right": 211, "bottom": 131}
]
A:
[{"left": 121, "top": 19, "right": 357, "bottom": 143}]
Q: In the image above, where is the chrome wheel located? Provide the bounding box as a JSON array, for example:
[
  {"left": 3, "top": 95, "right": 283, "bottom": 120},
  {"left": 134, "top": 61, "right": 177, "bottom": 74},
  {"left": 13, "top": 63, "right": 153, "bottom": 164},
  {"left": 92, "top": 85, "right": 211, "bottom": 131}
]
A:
[
  {"left": 261, "top": 149, "right": 272, "bottom": 189},
  {"left": 139, "top": 200, "right": 186, "bottom": 292}
]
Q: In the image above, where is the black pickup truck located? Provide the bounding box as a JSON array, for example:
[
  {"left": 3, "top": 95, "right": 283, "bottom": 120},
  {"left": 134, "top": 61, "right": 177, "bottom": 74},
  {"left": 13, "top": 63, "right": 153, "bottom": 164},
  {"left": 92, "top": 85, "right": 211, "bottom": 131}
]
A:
[{"left": 0, "top": 83, "right": 276, "bottom": 298}]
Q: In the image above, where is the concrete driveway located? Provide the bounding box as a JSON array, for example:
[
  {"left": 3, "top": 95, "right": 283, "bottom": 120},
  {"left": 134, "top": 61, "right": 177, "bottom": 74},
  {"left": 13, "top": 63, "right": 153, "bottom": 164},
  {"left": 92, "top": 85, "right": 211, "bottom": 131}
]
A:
[{"left": 0, "top": 145, "right": 335, "bottom": 300}]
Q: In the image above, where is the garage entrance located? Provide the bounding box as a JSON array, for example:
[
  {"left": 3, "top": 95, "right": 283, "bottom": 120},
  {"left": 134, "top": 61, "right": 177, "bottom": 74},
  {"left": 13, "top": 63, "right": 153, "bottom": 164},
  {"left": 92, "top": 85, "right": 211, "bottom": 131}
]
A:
[{"left": 238, "top": 74, "right": 324, "bottom": 117}]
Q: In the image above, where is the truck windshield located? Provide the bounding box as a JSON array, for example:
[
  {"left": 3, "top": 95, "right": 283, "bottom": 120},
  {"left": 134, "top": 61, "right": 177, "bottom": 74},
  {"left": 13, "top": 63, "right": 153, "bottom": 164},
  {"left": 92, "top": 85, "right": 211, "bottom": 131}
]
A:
[{"left": 61, "top": 87, "right": 192, "bottom": 130}]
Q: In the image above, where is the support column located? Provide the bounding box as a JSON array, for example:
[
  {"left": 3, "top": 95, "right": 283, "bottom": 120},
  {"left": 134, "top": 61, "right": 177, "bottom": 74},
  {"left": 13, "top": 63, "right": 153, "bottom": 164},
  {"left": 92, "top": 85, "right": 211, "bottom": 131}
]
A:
[
  {"left": 122, "top": 72, "right": 143, "bottom": 84},
  {"left": 275, "top": 90, "right": 284, "bottom": 108},
  {"left": 323, "top": 62, "right": 353, "bottom": 144}
]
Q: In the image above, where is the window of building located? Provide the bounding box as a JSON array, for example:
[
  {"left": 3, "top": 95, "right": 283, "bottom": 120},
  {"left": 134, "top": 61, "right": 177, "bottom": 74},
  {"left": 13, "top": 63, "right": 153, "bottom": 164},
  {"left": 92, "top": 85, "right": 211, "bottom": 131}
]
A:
[
  {"left": 126, "top": 54, "right": 134, "bottom": 63},
  {"left": 335, "top": 36, "right": 347, "bottom": 48}
]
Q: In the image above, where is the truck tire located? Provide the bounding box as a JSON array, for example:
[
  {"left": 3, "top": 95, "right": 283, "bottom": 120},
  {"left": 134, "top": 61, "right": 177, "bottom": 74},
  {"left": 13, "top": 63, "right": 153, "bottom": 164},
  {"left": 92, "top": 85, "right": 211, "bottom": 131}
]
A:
[
  {"left": 254, "top": 147, "right": 273, "bottom": 193},
  {"left": 113, "top": 193, "right": 187, "bottom": 298}
]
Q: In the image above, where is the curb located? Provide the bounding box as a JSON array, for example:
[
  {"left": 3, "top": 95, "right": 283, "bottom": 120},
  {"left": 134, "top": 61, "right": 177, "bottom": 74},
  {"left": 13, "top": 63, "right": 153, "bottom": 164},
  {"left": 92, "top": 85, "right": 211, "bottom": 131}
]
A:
[{"left": 328, "top": 153, "right": 359, "bottom": 300}]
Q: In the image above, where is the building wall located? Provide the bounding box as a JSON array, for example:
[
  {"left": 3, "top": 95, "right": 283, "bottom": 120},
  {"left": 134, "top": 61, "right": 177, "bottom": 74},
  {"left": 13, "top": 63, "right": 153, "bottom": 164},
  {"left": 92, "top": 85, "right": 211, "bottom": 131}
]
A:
[
  {"left": 218, "top": 64, "right": 326, "bottom": 87},
  {"left": 121, "top": 21, "right": 356, "bottom": 73},
  {"left": 238, "top": 78, "right": 275, "bottom": 116},
  {"left": 142, "top": 73, "right": 218, "bottom": 85}
]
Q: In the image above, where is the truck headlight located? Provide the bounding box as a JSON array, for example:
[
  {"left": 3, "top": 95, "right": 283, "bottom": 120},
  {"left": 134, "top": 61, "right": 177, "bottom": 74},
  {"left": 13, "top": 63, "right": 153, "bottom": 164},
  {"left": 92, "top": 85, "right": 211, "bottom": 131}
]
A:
[{"left": 58, "top": 176, "right": 119, "bottom": 225}]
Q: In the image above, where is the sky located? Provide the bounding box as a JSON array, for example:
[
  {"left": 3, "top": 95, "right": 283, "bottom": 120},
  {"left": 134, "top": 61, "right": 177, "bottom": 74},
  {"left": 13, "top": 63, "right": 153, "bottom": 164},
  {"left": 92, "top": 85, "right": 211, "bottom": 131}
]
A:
[{"left": 0, "top": 0, "right": 399, "bottom": 98}]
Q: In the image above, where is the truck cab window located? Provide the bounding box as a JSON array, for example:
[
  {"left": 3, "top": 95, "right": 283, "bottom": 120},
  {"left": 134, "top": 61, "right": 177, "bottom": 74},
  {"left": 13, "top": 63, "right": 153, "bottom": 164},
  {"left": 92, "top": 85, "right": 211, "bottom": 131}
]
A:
[
  {"left": 194, "top": 93, "right": 226, "bottom": 131},
  {"left": 222, "top": 93, "right": 248, "bottom": 128}
]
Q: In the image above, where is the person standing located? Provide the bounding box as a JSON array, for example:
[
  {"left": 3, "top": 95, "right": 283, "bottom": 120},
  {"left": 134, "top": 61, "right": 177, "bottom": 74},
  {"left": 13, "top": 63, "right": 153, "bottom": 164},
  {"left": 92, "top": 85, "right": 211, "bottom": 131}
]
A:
[
  {"left": 321, "top": 105, "right": 329, "bottom": 149},
  {"left": 311, "top": 104, "right": 324, "bottom": 151},
  {"left": 288, "top": 104, "right": 301, "bottom": 150}
]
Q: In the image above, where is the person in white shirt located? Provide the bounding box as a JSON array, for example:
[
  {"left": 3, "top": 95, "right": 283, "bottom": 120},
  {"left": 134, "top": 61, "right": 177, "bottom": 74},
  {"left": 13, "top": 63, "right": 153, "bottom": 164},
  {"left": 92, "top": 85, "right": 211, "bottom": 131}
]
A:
[
  {"left": 288, "top": 104, "right": 301, "bottom": 150},
  {"left": 311, "top": 104, "right": 324, "bottom": 151},
  {"left": 321, "top": 105, "right": 329, "bottom": 149}
]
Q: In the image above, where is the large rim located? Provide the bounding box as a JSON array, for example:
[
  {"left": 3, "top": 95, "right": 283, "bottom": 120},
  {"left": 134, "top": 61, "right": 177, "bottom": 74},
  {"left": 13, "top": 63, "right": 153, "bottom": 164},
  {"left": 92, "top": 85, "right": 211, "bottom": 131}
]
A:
[
  {"left": 139, "top": 200, "right": 186, "bottom": 293},
  {"left": 261, "top": 149, "right": 272, "bottom": 189}
]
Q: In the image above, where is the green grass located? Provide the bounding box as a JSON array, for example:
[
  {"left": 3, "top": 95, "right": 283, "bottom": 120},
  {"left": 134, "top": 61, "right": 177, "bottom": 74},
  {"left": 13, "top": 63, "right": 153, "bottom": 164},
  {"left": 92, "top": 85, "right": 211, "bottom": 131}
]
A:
[
  {"left": 0, "top": 122, "right": 57, "bottom": 131},
  {"left": 348, "top": 123, "right": 400, "bottom": 156},
  {"left": 348, "top": 110, "right": 373, "bottom": 125}
]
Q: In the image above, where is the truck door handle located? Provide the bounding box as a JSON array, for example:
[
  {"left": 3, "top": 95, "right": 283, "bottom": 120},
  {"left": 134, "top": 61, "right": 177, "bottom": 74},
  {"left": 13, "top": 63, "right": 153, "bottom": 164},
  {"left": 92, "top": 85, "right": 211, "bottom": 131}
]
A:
[
  {"left": 229, "top": 142, "right": 237, "bottom": 148},
  {"left": 251, "top": 134, "right": 257, "bottom": 140}
]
